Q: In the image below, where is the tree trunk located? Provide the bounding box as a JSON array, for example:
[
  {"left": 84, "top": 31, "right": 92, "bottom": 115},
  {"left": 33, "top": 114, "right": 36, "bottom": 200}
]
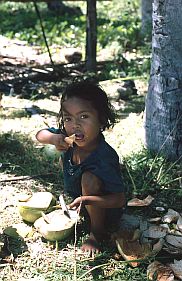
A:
[
  {"left": 144, "top": 0, "right": 182, "bottom": 160},
  {"left": 85, "top": 0, "right": 97, "bottom": 72},
  {"left": 141, "top": 0, "right": 153, "bottom": 35}
]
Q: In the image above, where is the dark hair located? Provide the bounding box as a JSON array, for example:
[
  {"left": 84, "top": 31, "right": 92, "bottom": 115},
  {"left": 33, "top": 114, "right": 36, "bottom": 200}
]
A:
[{"left": 58, "top": 80, "right": 116, "bottom": 131}]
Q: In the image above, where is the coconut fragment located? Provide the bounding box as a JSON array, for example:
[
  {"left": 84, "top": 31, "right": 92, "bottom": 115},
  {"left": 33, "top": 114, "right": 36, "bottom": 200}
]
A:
[
  {"left": 165, "top": 235, "right": 182, "bottom": 249},
  {"left": 147, "top": 261, "right": 174, "bottom": 281},
  {"left": 115, "top": 238, "right": 151, "bottom": 267},
  {"left": 64, "top": 134, "right": 76, "bottom": 146},
  {"left": 127, "top": 195, "right": 154, "bottom": 207},
  {"left": 34, "top": 209, "right": 77, "bottom": 241},
  {"left": 18, "top": 192, "right": 56, "bottom": 223},
  {"left": 177, "top": 216, "right": 182, "bottom": 233},
  {"left": 162, "top": 209, "right": 180, "bottom": 224},
  {"left": 143, "top": 225, "right": 168, "bottom": 239},
  {"left": 169, "top": 259, "right": 182, "bottom": 280}
]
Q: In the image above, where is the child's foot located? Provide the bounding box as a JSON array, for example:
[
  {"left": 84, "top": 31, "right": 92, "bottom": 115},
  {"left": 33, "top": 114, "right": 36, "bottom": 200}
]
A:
[{"left": 81, "top": 233, "right": 101, "bottom": 255}]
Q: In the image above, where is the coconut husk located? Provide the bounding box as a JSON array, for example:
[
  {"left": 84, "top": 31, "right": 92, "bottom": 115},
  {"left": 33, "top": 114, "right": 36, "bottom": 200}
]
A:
[
  {"left": 18, "top": 192, "right": 56, "bottom": 223},
  {"left": 168, "top": 260, "right": 182, "bottom": 280},
  {"left": 165, "top": 235, "right": 182, "bottom": 249},
  {"left": 177, "top": 216, "right": 182, "bottom": 233},
  {"left": 34, "top": 209, "right": 78, "bottom": 241},
  {"left": 147, "top": 261, "right": 174, "bottom": 281},
  {"left": 142, "top": 225, "right": 168, "bottom": 239},
  {"left": 115, "top": 238, "right": 151, "bottom": 267},
  {"left": 162, "top": 209, "right": 180, "bottom": 224},
  {"left": 127, "top": 195, "right": 154, "bottom": 207}
]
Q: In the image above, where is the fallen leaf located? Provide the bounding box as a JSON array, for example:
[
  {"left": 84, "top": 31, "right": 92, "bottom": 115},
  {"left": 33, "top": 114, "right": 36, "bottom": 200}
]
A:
[
  {"left": 127, "top": 195, "right": 154, "bottom": 207},
  {"left": 177, "top": 216, "right": 182, "bottom": 233},
  {"left": 143, "top": 225, "right": 168, "bottom": 239},
  {"left": 169, "top": 259, "right": 182, "bottom": 280},
  {"left": 148, "top": 217, "right": 161, "bottom": 223},
  {"left": 163, "top": 242, "right": 182, "bottom": 255},
  {"left": 165, "top": 235, "right": 182, "bottom": 249},
  {"left": 147, "top": 261, "right": 174, "bottom": 281},
  {"left": 162, "top": 209, "right": 180, "bottom": 224}
]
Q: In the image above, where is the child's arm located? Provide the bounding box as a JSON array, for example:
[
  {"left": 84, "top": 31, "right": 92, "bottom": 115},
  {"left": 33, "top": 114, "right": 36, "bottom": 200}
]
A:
[
  {"left": 69, "top": 192, "right": 126, "bottom": 209},
  {"left": 69, "top": 170, "right": 126, "bottom": 209},
  {"left": 36, "top": 129, "right": 69, "bottom": 151}
]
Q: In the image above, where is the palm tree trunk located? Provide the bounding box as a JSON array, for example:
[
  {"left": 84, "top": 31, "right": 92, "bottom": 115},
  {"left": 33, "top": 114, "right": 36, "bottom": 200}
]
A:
[{"left": 144, "top": 0, "right": 182, "bottom": 160}]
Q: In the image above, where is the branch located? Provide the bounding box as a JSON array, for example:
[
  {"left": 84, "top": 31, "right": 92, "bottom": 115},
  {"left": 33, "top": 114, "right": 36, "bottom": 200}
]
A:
[{"left": 0, "top": 173, "right": 55, "bottom": 182}]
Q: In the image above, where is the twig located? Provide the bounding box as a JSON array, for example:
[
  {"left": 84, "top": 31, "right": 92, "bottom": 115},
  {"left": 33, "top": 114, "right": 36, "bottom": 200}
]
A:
[
  {"left": 0, "top": 173, "right": 55, "bottom": 182},
  {"left": 0, "top": 263, "right": 13, "bottom": 268},
  {"left": 33, "top": 1, "right": 54, "bottom": 66},
  {"left": 73, "top": 199, "right": 82, "bottom": 281},
  {"left": 77, "top": 258, "right": 151, "bottom": 280},
  {"left": 124, "top": 160, "right": 137, "bottom": 193},
  {"left": 77, "top": 262, "right": 110, "bottom": 280}
]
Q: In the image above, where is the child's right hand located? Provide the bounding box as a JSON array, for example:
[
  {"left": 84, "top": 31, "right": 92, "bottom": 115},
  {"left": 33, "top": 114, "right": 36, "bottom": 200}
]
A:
[
  {"left": 36, "top": 129, "right": 70, "bottom": 151},
  {"left": 51, "top": 133, "right": 70, "bottom": 151}
]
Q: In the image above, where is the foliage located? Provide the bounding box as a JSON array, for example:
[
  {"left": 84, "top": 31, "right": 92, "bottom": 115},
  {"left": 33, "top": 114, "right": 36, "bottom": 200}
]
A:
[
  {"left": 123, "top": 149, "right": 182, "bottom": 213},
  {"left": 0, "top": 0, "right": 152, "bottom": 79}
]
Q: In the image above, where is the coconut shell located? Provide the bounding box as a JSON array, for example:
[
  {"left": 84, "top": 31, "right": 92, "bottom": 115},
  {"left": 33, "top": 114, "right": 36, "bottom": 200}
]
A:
[
  {"left": 64, "top": 134, "right": 75, "bottom": 147},
  {"left": 18, "top": 192, "right": 56, "bottom": 223},
  {"left": 34, "top": 209, "right": 77, "bottom": 241}
]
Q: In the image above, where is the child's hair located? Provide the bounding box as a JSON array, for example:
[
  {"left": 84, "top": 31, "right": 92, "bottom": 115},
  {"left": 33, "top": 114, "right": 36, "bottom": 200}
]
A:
[{"left": 58, "top": 80, "right": 116, "bottom": 131}]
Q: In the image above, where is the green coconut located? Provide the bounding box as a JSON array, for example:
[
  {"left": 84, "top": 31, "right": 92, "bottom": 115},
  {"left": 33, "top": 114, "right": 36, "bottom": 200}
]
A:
[
  {"left": 43, "top": 144, "right": 61, "bottom": 160},
  {"left": 18, "top": 192, "right": 56, "bottom": 223},
  {"left": 34, "top": 209, "right": 78, "bottom": 241}
]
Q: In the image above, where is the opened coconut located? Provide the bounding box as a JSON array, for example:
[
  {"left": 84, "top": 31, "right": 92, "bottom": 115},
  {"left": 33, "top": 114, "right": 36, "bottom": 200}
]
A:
[
  {"left": 18, "top": 192, "right": 56, "bottom": 223},
  {"left": 34, "top": 209, "right": 78, "bottom": 241}
]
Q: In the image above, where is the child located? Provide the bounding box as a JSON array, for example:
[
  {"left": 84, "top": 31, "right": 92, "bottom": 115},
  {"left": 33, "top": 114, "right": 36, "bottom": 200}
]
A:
[{"left": 36, "top": 80, "right": 126, "bottom": 254}]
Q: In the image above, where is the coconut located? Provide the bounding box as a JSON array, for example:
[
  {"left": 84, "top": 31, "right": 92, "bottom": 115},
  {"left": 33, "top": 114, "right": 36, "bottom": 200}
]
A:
[
  {"left": 18, "top": 192, "right": 56, "bottom": 223},
  {"left": 43, "top": 144, "right": 61, "bottom": 160},
  {"left": 34, "top": 209, "right": 78, "bottom": 241},
  {"left": 64, "top": 134, "right": 76, "bottom": 147}
]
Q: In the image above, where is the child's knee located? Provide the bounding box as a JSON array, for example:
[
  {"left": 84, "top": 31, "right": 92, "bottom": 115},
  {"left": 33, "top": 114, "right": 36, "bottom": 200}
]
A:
[{"left": 81, "top": 171, "right": 103, "bottom": 195}]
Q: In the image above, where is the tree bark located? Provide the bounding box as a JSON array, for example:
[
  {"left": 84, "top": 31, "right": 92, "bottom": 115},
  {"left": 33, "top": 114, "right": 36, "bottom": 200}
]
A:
[
  {"left": 85, "top": 0, "right": 97, "bottom": 72},
  {"left": 144, "top": 0, "right": 182, "bottom": 160}
]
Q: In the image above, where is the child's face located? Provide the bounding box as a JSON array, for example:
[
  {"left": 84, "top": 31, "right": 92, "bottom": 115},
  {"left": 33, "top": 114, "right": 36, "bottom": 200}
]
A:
[{"left": 62, "top": 97, "right": 102, "bottom": 149}]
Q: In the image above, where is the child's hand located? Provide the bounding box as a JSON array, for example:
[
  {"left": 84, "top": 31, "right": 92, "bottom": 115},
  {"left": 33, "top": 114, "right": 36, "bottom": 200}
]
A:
[
  {"left": 52, "top": 134, "right": 69, "bottom": 151},
  {"left": 69, "top": 196, "right": 83, "bottom": 211}
]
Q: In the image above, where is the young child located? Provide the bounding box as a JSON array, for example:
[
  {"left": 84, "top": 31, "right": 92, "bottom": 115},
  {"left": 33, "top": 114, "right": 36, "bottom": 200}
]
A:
[{"left": 36, "top": 80, "right": 126, "bottom": 254}]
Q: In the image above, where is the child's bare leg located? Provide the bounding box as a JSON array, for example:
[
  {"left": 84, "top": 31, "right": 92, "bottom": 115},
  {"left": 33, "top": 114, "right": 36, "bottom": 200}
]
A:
[{"left": 81, "top": 172, "right": 106, "bottom": 253}]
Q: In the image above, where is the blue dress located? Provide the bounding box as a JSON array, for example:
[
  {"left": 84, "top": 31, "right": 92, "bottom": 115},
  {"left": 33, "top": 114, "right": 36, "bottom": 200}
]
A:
[{"left": 48, "top": 128, "right": 125, "bottom": 228}]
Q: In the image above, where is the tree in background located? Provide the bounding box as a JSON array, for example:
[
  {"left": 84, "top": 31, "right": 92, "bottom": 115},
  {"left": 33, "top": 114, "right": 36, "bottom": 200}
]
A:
[
  {"left": 141, "top": 0, "right": 153, "bottom": 35},
  {"left": 144, "top": 0, "right": 182, "bottom": 160}
]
